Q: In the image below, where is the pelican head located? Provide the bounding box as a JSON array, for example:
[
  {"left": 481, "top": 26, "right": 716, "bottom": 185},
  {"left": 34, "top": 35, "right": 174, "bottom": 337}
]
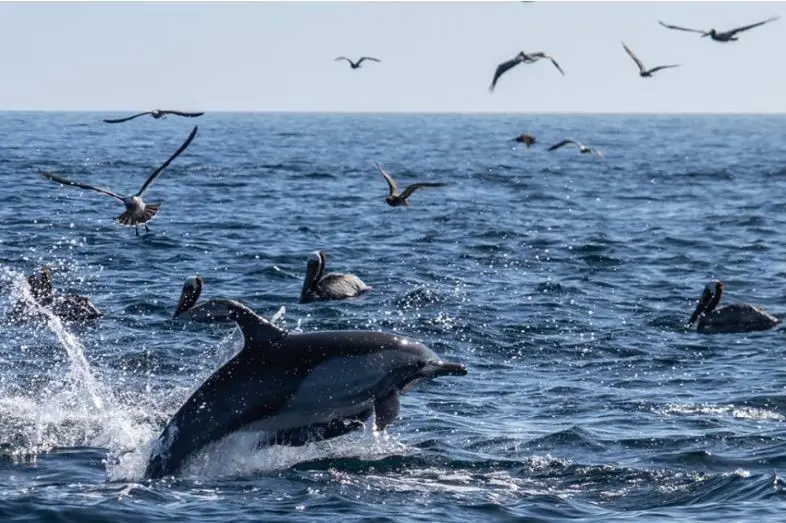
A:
[
  {"left": 174, "top": 275, "right": 204, "bottom": 318},
  {"left": 688, "top": 280, "right": 724, "bottom": 325},
  {"left": 300, "top": 251, "right": 326, "bottom": 303},
  {"left": 28, "top": 266, "right": 54, "bottom": 301}
]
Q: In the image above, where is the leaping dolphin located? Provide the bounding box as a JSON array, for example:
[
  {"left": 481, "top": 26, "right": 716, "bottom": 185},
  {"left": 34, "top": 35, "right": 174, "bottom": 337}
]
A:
[{"left": 144, "top": 277, "right": 468, "bottom": 479}]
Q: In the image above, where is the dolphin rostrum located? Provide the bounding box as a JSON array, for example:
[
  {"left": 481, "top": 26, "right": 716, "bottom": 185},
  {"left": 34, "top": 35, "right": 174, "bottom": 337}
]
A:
[{"left": 144, "top": 277, "right": 468, "bottom": 479}]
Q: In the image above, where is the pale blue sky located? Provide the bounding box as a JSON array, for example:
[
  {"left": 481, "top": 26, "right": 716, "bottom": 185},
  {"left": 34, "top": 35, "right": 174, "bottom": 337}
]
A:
[{"left": 2, "top": 1, "right": 784, "bottom": 113}]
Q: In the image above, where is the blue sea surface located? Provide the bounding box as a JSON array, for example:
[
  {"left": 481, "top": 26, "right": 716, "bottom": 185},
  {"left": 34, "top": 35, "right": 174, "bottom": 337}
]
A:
[{"left": 1, "top": 112, "right": 786, "bottom": 521}]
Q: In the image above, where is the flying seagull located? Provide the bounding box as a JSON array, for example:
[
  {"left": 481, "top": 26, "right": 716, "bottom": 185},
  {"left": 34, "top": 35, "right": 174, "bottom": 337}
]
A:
[
  {"left": 375, "top": 163, "right": 447, "bottom": 207},
  {"left": 621, "top": 42, "right": 680, "bottom": 78},
  {"left": 39, "top": 126, "right": 198, "bottom": 236},
  {"left": 658, "top": 16, "right": 779, "bottom": 42},
  {"left": 103, "top": 110, "right": 204, "bottom": 124},
  {"left": 512, "top": 134, "right": 536, "bottom": 148},
  {"left": 489, "top": 51, "right": 564, "bottom": 92},
  {"left": 334, "top": 56, "right": 381, "bottom": 69},
  {"left": 547, "top": 139, "right": 604, "bottom": 160}
]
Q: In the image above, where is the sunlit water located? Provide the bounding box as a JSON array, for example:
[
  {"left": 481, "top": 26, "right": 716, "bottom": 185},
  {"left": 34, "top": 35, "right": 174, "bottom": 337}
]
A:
[{"left": 1, "top": 112, "right": 786, "bottom": 521}]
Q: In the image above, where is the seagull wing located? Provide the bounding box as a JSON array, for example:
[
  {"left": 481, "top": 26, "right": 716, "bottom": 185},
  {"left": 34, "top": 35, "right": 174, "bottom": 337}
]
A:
[
  {"left": 40, "top": 171, "right": 125, "bottom": 202},
  {"left": 658, "top": 21, "right": 707, "bottom": 34},
  {"left": 648, "top": 64, "right": 681, "bottom": 74},
  {"left": 103, "top": 111, "right": 152, "bottom": 124},
  {"left": 547, "top": 139, "right": 578, "bottom": 151},
  {"left": 726, "top": 16, "right": 780, "bottom": 36},
  {"left": 162, "top": 110, "right": 205, "bottom": 118},
  {"left": 334, "top": 56, "right": 354, "bottom": 66},
  {"left": 357, "top": 57, "right": 381, "bottom": 65},
  {"left": 400, "top": 182, "right": 448, "bottom": 201},
  {"left": 136, "top": 125, "right": 198, "bottom": 197},
  {"left": 548, "top": 57, "right": 565, "bottom": 76},
  {"left": 376, "top": 163, "right": 399, "bottom": 196},
  {"left": 621, "top": 42, "right": 646, "bottom": 73},
  {"left": 489, "top": 56, "right": 523, "bottom": 92}
]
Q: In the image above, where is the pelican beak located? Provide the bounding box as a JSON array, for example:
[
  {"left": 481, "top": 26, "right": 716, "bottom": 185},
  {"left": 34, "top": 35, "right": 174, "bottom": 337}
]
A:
[
  {"left": 688, "top": 287, "right": 712, "bottom": 326},
  {"left": 173, "top": 295, "right": 190, "bottom": 318}
]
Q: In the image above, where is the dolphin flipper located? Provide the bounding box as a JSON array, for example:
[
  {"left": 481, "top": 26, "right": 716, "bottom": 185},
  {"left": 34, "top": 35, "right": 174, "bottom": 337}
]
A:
[{"left": 374, "top": 391, "right": 400, "bottom": 429}]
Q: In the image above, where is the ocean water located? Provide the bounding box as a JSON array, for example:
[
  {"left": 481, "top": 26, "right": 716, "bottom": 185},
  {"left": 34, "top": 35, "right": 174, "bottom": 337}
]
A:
[{"left": 1, "top": 112, "right": 786, "bottom": 521}]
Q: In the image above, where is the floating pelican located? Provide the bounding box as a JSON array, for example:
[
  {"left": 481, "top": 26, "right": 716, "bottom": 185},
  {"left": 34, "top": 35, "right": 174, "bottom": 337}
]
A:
[
  {"left": 621, "top": 42, "right": 680, "bottom": 78},
  {"left": 39, "top": 126, "right": 198, "bottom": 236},
  {"left": 688, "top": 281, "right": 780, "bottom": 334},
  {"left": 512, "top": 133, "right": 536, "bottom": 148},
  {"left": 300, "top": 251, "right": 370, "bottom": 304},
  {"left": 489, "top": 51, "right": 564, "bottom": 92},
  {"left": 103, "top": 110, "right": 204, "bottom": 124},
  {"left": 658, "top": 16, "right": 780, "bottom": 42},
  {"left": 10, "top": 266, "right": 102, "bottom": 323},
  {"left": 173, "top": 274, "right": 287, "bottom": 326},
  {"left": 547, "top": 139, "right": 604, "bottom": 160},
  {"left": 376, "top": 163, "right": 447, "bottom": 207},
  {"left": 334, "top": 56, "right": 381, "bottom": 69}
]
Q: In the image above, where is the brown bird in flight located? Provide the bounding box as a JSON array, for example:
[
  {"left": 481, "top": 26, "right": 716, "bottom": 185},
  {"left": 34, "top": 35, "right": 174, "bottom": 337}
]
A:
[
  {"left": 658, "top": 16, "right": 779, "bottom": 42},
  {"left": 375, "top": 163, "right": 448, "bottom": 207},
  {"left": 103, "top": 109, "right": 204, "bottom": 124},
  {"left": 39, "top": 126, "right": 198, "bottom": 236},
  {"left": 621, "top": 42, "right": 680, "bottom": 78},
  {"left": 489, "top": 51, "right": 564, "bottom": 92},
  {"left": 334, "top": 56, "right": 381, "bottom": 69},
  {"left": 512, "top": 134, "right": 536, "bottom": 148}
]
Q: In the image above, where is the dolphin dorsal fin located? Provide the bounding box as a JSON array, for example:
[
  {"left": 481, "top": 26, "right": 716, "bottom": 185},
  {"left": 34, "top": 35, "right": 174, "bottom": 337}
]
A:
[{"left": 222, "top": 299, "right": 288, "bottom": 347}]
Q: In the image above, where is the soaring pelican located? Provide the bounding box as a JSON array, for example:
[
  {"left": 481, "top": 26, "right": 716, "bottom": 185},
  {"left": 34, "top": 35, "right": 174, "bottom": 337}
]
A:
[
  {"left": 688, "top": 281, "right": 780, "bottom": 334},
  {"left": 547, "top": 139, "right": 604, "bottom": 159},
  {"left": 512, "top": 133, "right": 536, "bottom": 148},
  {"left": 489, "top": 51, "right": 564, "bottom": 92},
  {"left": 334, "top": 56, "right": 381, "bottom": 69},
  {"left": 300, "top": 251, "right": 371, "bottom": 304},
  {"left": 10, "top": 266, "right": 102, "bottom": 323},
  {"left": 103, "top": 110, "right": 204, "bottom": 124},
  {"left": 658, "top": 16, "right": 779, "bottom": 42},
  {"left": 39, "top": 126, "right": 198, "bottom": 236},
  {"left": 621, "top": 42, "right": 680, "bottom": 78},
  {"left": 376, "top": 163, "right": 447, "bottom": 207}
]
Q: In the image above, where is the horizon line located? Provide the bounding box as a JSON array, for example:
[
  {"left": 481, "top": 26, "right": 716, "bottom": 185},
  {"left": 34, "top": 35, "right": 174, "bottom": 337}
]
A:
[{"left": 1, "top": 109, "right": 785, "bottom": 116}]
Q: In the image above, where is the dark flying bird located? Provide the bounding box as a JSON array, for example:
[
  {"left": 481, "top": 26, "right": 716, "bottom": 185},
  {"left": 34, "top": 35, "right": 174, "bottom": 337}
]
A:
[
  {"left": 621, "top": 42, "right": 680, "bottom": 78},
  {"left": 39, "top": 126, "right": 198, "bottom": 236},
  {"left": 376, "top": 163, "right": 448, "bottom": 207},
  {"left": 334, "top": 56, "right": 381, "bottom": 69},
  {"left": 688, "top": 281, "right": 780, "bottom": 334},
  {"left": 489, "top": 51, "right": 564, "bottom": 92},
  {"left": 512, "top": 134, "right": 536, "bottom": 148},
  {"left": 103, "top": 109, "right": 204, "bottom": 124},
  {"left": 658, "top": 16, "right": 780, "bottom": 42},
  {"left": 547, "top": 139, "right": 604, "bottom": 160}
]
